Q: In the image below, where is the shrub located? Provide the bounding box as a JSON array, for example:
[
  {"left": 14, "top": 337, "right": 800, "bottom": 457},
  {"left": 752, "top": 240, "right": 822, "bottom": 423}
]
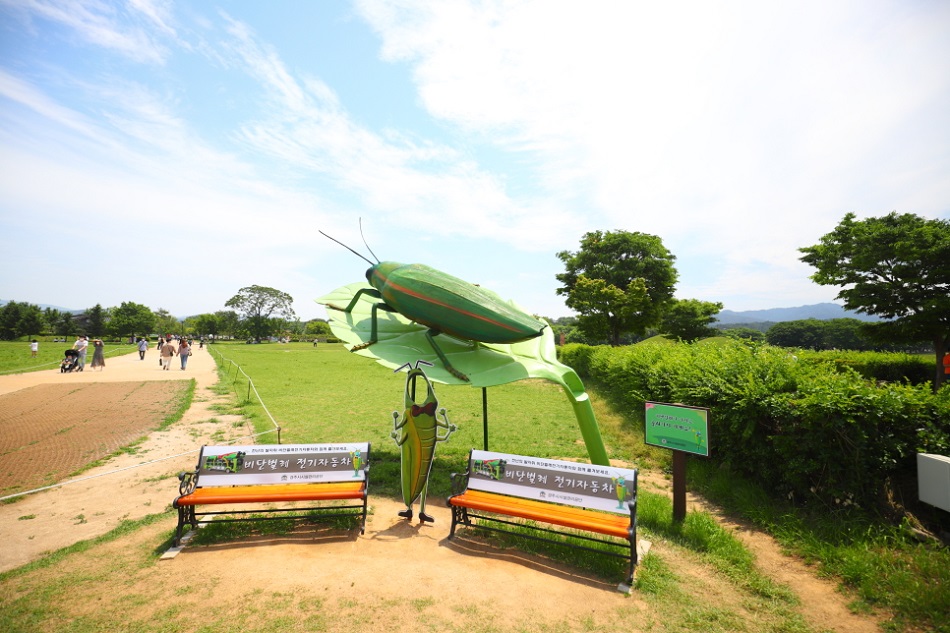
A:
[
  {"left": 798, "top": 350, "right": 932, "bottom": 385},
  {"left": 560, "top": 340, "right": 950, "bottom": 511}
]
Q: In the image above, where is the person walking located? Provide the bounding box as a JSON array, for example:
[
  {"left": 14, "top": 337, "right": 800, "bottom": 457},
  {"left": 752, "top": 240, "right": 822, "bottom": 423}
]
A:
[
  {"left": 90, "top": 338, "right": 106, "bottom": 371},
  {"left": 73, "top": 335, "right": 88, "bottom": 372},
  {"left": 178, "top": 338, "right": 191, "bottom": 370},
  {"left": 160, "top": 337, "right": 177, "bottom": 371},
  {"left": 137, "top": 337, "right": 149, "bottom": 360}
]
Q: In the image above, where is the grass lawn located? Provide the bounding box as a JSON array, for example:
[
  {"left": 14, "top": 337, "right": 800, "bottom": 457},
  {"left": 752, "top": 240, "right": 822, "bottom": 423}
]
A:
[
  {"left": 208, "top": 341, "right": 658, "bottom": 500},
  {"left": 0, "top": 339, "right": 135, "bottom": 375},
  {"left": 1, "top": 339, "right": 945, "bottom": 632}
]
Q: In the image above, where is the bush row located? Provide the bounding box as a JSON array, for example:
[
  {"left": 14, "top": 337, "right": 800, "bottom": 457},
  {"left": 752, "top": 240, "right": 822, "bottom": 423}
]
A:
[
  {"left": 560, "top": 339, "right": 950, "bottom": 511},
  {"left": 797, "top": 349, "right": 935, "bottom": 385}
]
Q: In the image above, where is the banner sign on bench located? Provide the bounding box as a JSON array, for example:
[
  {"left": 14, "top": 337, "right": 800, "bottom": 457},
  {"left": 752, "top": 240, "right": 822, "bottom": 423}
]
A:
[
  {"left": 198, "top": 443, "right": 369, "bottom": 486},
  {"left": 466, "top": 450, "right": 637, "bottom": 514}
]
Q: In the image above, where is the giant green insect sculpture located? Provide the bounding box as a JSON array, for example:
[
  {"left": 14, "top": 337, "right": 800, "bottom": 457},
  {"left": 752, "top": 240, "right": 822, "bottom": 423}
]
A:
[
  {"left": 317, "top": 231, "right": 611, "bottom": 466},
  {"left": 319, "top": 231, "right": 547, "bottom": 382},
  {"left": 392, "top": 361, "right": 456, "bottom": 523}
]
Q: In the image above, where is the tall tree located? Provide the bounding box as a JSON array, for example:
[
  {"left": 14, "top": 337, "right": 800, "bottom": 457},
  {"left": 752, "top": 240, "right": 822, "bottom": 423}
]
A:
[
  {"left": 107, "top": 302, "right": 155, "bottom": 339},
  {"left": 214, "top": 310, "right": 241, "bottom": 338},
  {"left": 0, "top": 301, "right": 22, "bottom": 340},
  {"left": 86, "top": 304, "right": 107, "bottom": 337},
  {"left": 225, "top": 286, "right": 296, "bottom": 342},
  {"left": 799, "top": 212, "right": 950, "bottom": 389},
  {"left": 660, "top": 298, "right": 723, "bottom": 341},
  {"left": 766, "top": 319, "right": 826, "bottom": 350},
  {"left": 556, "top": 230, "right": 678, "bottom": 345},
  {"left": 58, "top": 311, "right": 77, "bottom": 337},
  {"left": 153, "top": 308, "right": 180, "bottom": 336},
  {"left": 17, "top": 304, "right": 44, "bottom": 339},
  {"left": 43, "top": 307, "right": 62, "bottom": 335},
  {"left": 0, "top": 301, "right": 43, "bottom": 339},
  {"left": 189, "top": 314, "right": 220, "bottom": 338},
  {"left": 305, "top": 319, "right": 333, "bottom": 338}
]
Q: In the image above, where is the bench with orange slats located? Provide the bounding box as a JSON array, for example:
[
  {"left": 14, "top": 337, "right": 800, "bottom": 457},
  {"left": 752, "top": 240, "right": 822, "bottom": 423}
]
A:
[
  {"left": 173, "top": 442, "right": 370, "bottom": 546},
  {"left": 447, "top": 449, "right": 639, "bottom": 586}
]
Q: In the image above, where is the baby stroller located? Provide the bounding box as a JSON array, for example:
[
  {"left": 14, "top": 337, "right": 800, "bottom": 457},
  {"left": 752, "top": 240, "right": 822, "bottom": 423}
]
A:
[{"left": 61, "top": 349, "right": 81, "bottom": 373}]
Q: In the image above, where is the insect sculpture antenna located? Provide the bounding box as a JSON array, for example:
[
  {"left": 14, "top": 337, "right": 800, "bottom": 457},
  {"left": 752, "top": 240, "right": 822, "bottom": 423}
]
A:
[
  {"left": 318, "top": 230, "right": 375, "bottom": 266},
  {"left": 358, "top": 217, "right": 381, "bottom": 264}
]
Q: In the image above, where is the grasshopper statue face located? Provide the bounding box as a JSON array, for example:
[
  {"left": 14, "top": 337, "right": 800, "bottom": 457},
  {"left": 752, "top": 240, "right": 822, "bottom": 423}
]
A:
[{"left": 391, "top": 361, "right": 456, "bottom": 523}]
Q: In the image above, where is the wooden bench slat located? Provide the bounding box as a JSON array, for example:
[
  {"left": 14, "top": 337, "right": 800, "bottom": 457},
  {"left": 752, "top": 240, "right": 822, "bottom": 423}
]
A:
[
  {"left": 450, "top": 489, "right": 631, "bottom": 539},
  {"left": 175, "top": 481, "right": 366, "bottom": 507}
]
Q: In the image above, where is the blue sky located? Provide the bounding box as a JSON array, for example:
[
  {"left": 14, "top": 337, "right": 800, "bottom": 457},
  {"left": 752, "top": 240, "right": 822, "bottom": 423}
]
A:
[{"left": 1, "top": 0, "right": 948, "bottom": 322}]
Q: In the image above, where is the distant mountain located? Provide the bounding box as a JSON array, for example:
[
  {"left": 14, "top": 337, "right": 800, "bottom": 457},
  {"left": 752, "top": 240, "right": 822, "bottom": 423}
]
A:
[
  {"left": 0, "top": 299, "right": 78, "bottom": 313},
  {"left": 716, "top": 303, "right": 879, "bottom": 325}
]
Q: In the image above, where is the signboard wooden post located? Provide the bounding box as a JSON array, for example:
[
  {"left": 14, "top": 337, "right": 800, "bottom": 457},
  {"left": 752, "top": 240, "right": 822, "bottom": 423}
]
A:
[{"left": 644, "top": 402, "right": 709, "bottom": 521}]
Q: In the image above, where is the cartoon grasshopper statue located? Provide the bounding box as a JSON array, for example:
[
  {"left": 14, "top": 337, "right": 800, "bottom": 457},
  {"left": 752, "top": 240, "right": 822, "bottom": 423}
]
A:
[{"left": 391, "top": 361, "right": 456, "bottom": 523}]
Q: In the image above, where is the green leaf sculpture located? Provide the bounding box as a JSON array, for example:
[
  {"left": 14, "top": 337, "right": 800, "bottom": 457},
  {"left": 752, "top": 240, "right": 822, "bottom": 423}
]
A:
[{"left": 317, "top": 282, "right": 609, "bottom": 465}]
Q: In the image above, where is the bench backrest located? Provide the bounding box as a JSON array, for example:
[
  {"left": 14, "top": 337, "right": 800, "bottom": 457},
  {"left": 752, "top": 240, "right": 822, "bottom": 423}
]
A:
[
  {"left": 466, "top": 449, "right": 637, "bottom": 515},
  {"left": 195, "top": 443, "right": 370, "bottom": 487}
]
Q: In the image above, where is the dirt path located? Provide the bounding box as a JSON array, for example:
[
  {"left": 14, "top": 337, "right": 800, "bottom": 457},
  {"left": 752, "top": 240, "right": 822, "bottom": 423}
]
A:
[
  {"left": 0, "top": 348, "right": 887, "bottom": 632},
  {"left": 0, "top": 346, "right": 249, "bottom": 571}
]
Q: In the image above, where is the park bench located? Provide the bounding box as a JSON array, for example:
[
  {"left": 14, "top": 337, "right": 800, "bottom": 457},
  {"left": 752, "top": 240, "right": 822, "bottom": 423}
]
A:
[
  {"left": 173, "top": 442, "right": 370, "bottom": 546},
  {"left": 447, "top": 449, "right": 639, "bottom": 586}
]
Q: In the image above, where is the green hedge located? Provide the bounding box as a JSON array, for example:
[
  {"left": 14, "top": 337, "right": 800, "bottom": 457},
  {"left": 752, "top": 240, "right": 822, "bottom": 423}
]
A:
[
  {"left": 560, "top": 340, "right": 950, "bottom": 510},
  {"left": 797, "top": 349, "right": 933, "bottom": 384}
]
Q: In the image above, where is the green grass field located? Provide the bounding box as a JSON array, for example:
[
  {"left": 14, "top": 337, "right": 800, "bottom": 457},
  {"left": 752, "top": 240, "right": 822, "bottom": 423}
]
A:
[
  {"left": 1, "top": 339, "right": 946, "bottom": 631},
  {"left": 0, "top": 339, "right": 134, "bottom": 375},
  {"left": 206, "top": 341, "right": 949, "bottom": 632},
  {"left": 208, "top": 341, "right": 642, "bottom": 501}
]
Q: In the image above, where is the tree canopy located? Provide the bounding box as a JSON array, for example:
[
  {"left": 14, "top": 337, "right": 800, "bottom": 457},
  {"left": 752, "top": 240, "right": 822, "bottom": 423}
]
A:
[
  {"left": 108, "top": 302, "right": 155, "bottom": 339},
  {"left": 799, "top": 211, "right": 950, "bottom": 389},
  {"left": 86, "top": 304, "right": 107, "bottom": 337},
  {"left": 556, "top": 230, "right": 678, "bottom": 345},
  {"left": 660, "top": 298, "right": 723, "bottom": 342},
  {"left": 0, "top": 301, "right": 44, "bottom": 340},
  {"left": 225, "top": 285, "right": 296, "bottom": 342}
]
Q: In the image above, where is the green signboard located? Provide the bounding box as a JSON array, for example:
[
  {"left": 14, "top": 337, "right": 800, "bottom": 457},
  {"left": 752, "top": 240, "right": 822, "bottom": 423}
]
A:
[{"left": 644, "top": 402, "right": 710, "bottom": 457}]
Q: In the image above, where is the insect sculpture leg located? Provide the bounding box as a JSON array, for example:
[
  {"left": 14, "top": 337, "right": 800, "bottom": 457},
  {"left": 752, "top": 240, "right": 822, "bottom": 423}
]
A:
[
  {"left": 325, "top": 286, "right": 382, "bottom": 314},
  {"left": 424, "top": 329, "right": 470, "bottom": 382},
  {"left": 328, "top": 287, "right": 399, "bottom": 351}
]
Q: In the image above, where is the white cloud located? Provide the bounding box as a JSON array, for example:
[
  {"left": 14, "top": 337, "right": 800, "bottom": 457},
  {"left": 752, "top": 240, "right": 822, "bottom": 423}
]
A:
[
  {"left": 355, "top": 0, "right": 950, "bottom": 308},
  {"left": 8, "top": 0, "right": 171, "bottom": 63},
  {"left": 2, "top": 0, "right": 947, "bottom": 319}
]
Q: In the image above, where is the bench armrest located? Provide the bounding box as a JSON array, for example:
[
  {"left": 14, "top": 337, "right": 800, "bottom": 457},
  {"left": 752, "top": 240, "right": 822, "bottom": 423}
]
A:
[
  {"left": 178, "top": 470, "right": 198, "bottom": 496},
  {"left": 449, "top": 470, "right": 470, "bottom": 496}
]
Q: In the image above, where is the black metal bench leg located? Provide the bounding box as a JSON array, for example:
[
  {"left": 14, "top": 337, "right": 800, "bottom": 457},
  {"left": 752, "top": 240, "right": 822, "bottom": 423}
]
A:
[
  {"left": 448, "top": 504, "right": 461, "bottom": 538},
  {"left": 360, "top": 494, "right": 368, "bottom": 535},
  {"left": 626, "top": 547, "right": 636, "bottom": 585},
  {"left": 174, "top": 508, "right": 185, "bottom": 547}
]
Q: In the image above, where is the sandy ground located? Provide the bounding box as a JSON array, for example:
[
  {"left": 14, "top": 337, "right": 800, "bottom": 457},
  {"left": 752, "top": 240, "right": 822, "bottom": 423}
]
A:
[
  {"left": 0, "top": 346, "right": 887, "bottom": 632},
  {"left": 0, "top": 346, "right": 235, "bottom": 571}
]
